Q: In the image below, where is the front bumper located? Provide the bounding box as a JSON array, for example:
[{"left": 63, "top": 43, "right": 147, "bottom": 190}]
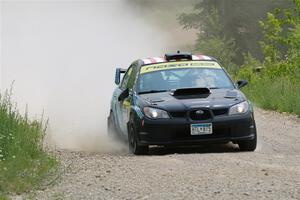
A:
[{"left": 135, "top": 112, "right": 256, "bottom": 146}]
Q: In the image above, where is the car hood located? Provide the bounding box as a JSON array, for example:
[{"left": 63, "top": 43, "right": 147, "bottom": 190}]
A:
[{"left": 139, "top": 89, "right": 246, "bottom": 111}]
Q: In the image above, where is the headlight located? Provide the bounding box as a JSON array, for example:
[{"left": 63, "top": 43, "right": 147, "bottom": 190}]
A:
[
  {"left": 143, "top": 107, "right": 170, "bottom": 119},
  {"left": 229, "top": 101, "right": 249, "bottom": 115}
]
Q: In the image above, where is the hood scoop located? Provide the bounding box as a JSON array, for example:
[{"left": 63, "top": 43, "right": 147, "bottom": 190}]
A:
[
  {"left": 224, "top": 90, "right": 238, "bottom": 99},
  {"left": 146, "top": 97, "right": 165, "bottom": 104},
  {"left": 172, "top": 88, "right": 211, "bottom": 99}
]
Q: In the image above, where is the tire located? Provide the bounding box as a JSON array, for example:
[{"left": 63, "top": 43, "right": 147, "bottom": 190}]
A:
[
  {"left": 128, "top": 124, "right": 148, "bottom": 155},
  {"left": 238, "top": 133, "right": 257, "bottom": 152}
]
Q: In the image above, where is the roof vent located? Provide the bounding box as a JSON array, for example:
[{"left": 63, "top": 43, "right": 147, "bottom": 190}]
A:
[{"left": 165, "top": 51, "right": 192, "bottom": 61}]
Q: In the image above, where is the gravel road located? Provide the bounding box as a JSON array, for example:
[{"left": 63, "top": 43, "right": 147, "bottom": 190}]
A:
[{"left": 32, "top": 108, "right": 300, "bottom": 200}]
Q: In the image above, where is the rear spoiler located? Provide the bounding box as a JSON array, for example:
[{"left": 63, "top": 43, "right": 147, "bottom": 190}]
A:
[{"left": 115, "top": 68, "right": 127, "bottom": 85}]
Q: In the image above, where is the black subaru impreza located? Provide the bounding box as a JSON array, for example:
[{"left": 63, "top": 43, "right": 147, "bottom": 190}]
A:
[{"left": 108, "top": 52, "right": 257, "bottom": 155}]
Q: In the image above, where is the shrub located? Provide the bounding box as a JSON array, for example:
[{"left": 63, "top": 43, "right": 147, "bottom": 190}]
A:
[
  {"left": 242, "top": 76, "right": 300, "bottom": 116},
  {"left": 0, "top": 88, "right": 57, "bottom": 195}
]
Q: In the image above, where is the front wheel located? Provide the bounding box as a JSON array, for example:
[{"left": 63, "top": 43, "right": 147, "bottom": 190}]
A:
[
  {"left": 238, "top": 134, "right": 257, "bottom": 152},
  {"left": 128, "top": 124, "right": 148, "bottom": 155}
]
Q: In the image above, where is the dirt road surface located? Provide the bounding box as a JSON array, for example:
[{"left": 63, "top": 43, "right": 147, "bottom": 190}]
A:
[{"left": 32, "top": 108, "right": 300, "bottom": 200}]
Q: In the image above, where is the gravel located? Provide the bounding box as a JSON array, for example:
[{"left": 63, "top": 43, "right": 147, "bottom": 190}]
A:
[{"left": 29, "top": 108, "right": 300, "bottom": 200}]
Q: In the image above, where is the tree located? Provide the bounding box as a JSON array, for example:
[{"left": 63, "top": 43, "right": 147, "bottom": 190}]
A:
[
  {"left": 259, "top": 0, "right": 300, "bottom": 80},
  {"left": 179, "top": 5, "right": 238, "bottom": 73},
  {"left": 179, "top": 0, "right": 293, "bottom": 65}
]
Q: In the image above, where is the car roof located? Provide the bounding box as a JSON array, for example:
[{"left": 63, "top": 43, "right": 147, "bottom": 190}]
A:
[{"left": 139, "top": 54, "right": 216, "bottom": 66}]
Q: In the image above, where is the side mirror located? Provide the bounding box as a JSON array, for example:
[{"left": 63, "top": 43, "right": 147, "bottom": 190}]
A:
[
  {"left": 115, "top": 68, "right": 121, "bottom": 85},
  {"left": 236, "top": 80, "right": 248, "bottom": 89},
  {"left": 118, "top": 88, "right": 129, "bottom": 101},
  {"left": 115, "top": 68, "right": 127, "bottom": 85}
]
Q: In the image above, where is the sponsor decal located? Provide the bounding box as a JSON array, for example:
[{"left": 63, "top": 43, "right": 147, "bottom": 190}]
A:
[
  {"left": 123, "top": 100, "right": 131, "bottom": 108},
  {"left": 140, "top": 61, "right": 221, "bottom": 74}
]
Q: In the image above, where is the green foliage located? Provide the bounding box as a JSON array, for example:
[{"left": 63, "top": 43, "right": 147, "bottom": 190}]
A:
[
  {"left": 195, "top": 36, "right": 237, "bottom": 74},
  {"left": 179, "top": 6, "right": 238, "bottom": 73},
  {"left": 0, "top": 88, "right": 58, "bottom": 195},
  {"left": 179, "top": 0, "right": 299, "bottom": 115},
  {"left": 242, "top": 77, "right": 300, "bottom": 116},
  {"left": 237, "top": 53, "right": 262, "bottom": 81},
  {"left": 259, "top": 12, "right": 283, "bottom": 64},
  {"left": 179, "top": 0, "right": 293, "bottom": 65},
  {"left": 238, "top": 0, "right": 300, "bottom": 116},
  {"left": 260, "top": 0, "right": 300, "bottom": 70},
  {"left": 0, "top": 194, "right": 8, "bottom": 200}
]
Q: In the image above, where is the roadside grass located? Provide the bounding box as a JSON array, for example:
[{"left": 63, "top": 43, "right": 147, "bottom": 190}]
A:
[
  {"left": 243, "top": 77, "right": 300, "bottom": 116},
  {"left": 0, "top": 88, "right": 58, "bottom": 196},
  {"left": 0, "top": 194, "right": 8, "bottom": 200}
]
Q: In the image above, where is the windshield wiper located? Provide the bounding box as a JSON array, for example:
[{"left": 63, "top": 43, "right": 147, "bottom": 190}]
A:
[
  {"left": 209, "top": 87, "right": 220, "bottom": 89},
  {"left": 138, "top": 90, "right": 168, "bottom": 94}
]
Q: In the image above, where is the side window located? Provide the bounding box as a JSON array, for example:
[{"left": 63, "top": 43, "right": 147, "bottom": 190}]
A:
[
  {"left": 120, "top": 67, "right": 132, "bottom": 90},
  {"left": 127, "top": 64, "right": 138, "bottom": 89}
]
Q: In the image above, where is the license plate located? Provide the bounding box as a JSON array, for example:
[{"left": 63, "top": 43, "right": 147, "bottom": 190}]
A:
[{"left": 190, "top": 123, "right": 213, "bottom": 135}]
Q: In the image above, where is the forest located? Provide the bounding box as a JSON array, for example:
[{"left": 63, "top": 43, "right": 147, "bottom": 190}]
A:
[{"left": 178, "top": 0, "right": 300, "bottom": 115}]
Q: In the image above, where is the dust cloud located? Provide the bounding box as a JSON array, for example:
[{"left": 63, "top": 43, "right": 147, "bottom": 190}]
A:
[{"left": 0, "top": 1, "right": 195, "bottom": 152}]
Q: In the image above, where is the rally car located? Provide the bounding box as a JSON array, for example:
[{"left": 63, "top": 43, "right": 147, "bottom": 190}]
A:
[{"left": 108, "top": 52, "right": 257, "bottom": 155}]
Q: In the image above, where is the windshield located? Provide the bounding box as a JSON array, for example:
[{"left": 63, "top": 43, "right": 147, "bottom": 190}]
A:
[{"left": 138, "top": 61, "right": 234, "bottom": 93}]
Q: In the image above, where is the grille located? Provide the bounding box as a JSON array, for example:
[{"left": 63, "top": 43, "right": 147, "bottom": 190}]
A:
[
  {"left": 170, "top": 108, "right": 228, "bottom": 119},
  {"left": 212, "top": 108, "right": 228, "bottom": 116},
  {"left": 170, "top": 111, "right": 186, "bottom": 118},
  {"left": 189, "top": 110, "right": 211, "bottom": 121}
]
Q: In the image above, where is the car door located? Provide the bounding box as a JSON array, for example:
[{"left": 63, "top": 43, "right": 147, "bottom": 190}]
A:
[
  {"left": 118, "top": 63, "right": 139, "bottom": 136},
  {"left": 114, "top": 66, "right": 132, "bottom": 136}
]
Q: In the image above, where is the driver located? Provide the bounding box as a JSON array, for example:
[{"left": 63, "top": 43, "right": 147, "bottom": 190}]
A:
[{"left": 195, "top": 70, "right": 217, "bottom": 88}]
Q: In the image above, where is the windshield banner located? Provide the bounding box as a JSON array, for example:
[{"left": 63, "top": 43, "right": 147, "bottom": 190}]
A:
[{"left": 140, "top": 61, "right": 221, "bottom": 74}]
